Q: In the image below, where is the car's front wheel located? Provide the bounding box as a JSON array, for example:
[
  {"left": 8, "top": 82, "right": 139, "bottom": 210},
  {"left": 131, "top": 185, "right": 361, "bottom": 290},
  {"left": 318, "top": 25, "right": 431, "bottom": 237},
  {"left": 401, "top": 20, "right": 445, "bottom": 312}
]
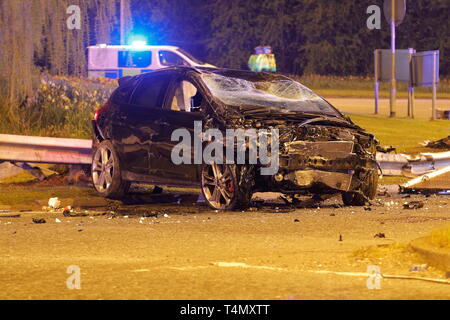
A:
[
  {"left": 92, "top": 140, "right": 130, "bottom": 199},
  {"left": 342, "top": 169, "right": 379, "bottom": 206},
  {"left": 201, "top": 163, "right": 252, "bottom": 211}
]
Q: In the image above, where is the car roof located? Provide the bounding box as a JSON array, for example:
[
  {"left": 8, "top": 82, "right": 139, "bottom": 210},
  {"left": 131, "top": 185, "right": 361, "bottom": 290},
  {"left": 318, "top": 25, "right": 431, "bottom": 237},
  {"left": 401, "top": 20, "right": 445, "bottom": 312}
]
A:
[{"left": 117, "top": 66, "right": 297, "bottom": 94}]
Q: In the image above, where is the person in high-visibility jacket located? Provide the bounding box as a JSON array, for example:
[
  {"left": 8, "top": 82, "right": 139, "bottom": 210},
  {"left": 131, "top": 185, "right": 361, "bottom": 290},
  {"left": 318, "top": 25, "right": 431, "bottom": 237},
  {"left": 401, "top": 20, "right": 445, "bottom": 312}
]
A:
[{"left": 248, "top": 46, "right": 277, "bottom": 73}]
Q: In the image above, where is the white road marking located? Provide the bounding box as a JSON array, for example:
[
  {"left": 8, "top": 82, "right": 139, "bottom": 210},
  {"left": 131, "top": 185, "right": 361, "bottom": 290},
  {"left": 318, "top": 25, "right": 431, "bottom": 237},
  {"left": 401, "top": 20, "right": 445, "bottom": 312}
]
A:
[{"left": 213, "top": 262, "right": 286, "bottom": 271}]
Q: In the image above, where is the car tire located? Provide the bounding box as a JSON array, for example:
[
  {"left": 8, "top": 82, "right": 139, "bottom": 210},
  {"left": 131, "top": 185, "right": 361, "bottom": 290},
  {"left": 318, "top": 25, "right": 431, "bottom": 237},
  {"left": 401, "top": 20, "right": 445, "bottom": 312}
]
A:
[
  {"left": 201, "top": 163, "right": 252, "bottom": 211},
  {"left": 91, "top": 140, "right": 130, "bottom": 199},
  {"left": 342, "top": 169, "right": 379, "bottom": 206}
]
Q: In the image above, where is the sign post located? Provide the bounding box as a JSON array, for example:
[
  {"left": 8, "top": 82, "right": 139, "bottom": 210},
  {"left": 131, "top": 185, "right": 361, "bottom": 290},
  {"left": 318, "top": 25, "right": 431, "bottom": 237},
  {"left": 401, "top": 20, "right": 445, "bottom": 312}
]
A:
[
  {"left": 120, "top": 0, "right": 125, "bottom": 45},
  {"left": 374, "top": 51, "right": 380, "bottom": 114},
  {"left": 408, "top": 47, "right": 415, "bottom": 118},
  {"left": 384, "top": 0, "right": 407, "bottom": 118},
  {"left": 432, "top": 51, "right": 438, "bottom": 120},
  {"left": 120, "top": 0, "right": 131, "bottom": 45},
  {"left": 390, "top": 0, "right": 396, "bottom": 118}
]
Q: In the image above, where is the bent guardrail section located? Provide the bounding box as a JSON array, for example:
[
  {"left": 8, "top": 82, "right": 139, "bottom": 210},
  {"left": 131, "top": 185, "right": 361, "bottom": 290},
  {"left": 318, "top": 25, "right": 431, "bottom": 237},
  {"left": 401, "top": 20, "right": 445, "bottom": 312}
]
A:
[
  {"left": 377, "top": 152, "right": 450, "bottom": 177},
  {"left": 0, "top": 134, "right": 92, "bottom": 165}
]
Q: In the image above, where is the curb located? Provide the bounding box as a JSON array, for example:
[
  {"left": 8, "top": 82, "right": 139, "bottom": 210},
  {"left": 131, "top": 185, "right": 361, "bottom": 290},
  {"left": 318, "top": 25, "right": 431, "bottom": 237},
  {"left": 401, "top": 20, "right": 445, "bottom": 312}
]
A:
[{"left": 410, "top": 237, "right": 450, "bottom": 272}]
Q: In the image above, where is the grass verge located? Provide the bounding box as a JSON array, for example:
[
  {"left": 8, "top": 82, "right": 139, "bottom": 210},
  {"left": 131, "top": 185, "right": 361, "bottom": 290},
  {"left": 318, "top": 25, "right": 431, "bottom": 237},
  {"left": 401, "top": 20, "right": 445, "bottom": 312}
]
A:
[
  {"left": 431, "top": 226, "right": 450, "bottom": 249},
  {"left": 348, "top": 114, "right": 450, "bottom": 153},
  {"left": 295, "top": 74, "right": 450, "bottom": 99}
]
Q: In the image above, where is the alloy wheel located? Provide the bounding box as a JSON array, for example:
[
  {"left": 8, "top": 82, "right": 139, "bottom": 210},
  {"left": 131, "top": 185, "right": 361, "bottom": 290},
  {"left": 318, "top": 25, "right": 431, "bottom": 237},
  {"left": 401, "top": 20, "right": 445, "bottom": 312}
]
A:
[
  {"left": 92, "top": 145, "right": 115, "bottom": 193},
  {"left": 201, "top": 163, "right": 236, "bottom": 210}
]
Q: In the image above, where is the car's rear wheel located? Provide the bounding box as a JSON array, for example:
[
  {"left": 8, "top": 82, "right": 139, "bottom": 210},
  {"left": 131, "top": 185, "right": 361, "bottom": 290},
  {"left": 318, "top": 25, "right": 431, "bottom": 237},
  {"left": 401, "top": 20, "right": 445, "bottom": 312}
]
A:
[
  {"left": 92, "top": 140, "right": 130, "bottom": 199},
  {"left": 342, "top": 169, "right": 379, "bottom": 206},
  {"left": 201, "top": 163, "right": 252, "bottom": 211}
]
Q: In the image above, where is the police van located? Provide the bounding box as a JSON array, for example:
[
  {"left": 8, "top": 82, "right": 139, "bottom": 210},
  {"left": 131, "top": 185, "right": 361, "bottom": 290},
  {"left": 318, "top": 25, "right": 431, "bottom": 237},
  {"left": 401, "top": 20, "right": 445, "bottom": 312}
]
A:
[{"left": 87, "top": 43, "right": 215, "bottom": 79}]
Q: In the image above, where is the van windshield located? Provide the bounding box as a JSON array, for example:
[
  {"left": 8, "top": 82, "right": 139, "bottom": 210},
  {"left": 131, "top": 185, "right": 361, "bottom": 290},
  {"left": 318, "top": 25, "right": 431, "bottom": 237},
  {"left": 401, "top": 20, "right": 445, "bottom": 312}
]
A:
[
  {"left": 176, "top": 48, "right": 205, "bottom": 65},
  {"left": 201, "top": 71, "right": 341, "bottom": 117}
]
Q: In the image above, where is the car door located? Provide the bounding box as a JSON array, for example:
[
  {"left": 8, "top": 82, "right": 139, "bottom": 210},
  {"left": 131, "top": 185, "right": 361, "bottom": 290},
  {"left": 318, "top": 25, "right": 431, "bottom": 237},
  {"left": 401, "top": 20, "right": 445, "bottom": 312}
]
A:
[
  {"left": 110, "top": 72, "right": 172, "bottom": 181},
  {"left": 152, "top": 75, "right": 206, "bottom": 183}
]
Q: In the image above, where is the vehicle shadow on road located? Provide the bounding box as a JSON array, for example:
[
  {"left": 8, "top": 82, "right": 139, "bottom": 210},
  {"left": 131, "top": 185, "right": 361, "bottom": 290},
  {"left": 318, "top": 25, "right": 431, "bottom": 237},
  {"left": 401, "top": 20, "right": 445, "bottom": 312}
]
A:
[{"left": 119, "top": 192, "right": 201, "bottom": 206}]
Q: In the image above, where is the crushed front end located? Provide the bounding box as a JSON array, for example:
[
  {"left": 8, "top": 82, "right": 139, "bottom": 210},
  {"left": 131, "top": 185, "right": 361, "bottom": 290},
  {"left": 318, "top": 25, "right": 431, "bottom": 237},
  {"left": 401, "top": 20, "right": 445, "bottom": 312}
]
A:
[{"left": 256, "top": 120, "right": 379, "bottom": 200}]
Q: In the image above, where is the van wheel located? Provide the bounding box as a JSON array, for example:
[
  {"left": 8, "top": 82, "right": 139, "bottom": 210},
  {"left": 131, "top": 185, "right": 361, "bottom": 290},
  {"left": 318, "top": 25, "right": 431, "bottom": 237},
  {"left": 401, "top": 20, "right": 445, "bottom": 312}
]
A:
[
  {"left": 201, "top": 163, "right": 252, "bottom": 211},
  {"left": 92, "top": 140, "right": 130, "bottom": 199}
]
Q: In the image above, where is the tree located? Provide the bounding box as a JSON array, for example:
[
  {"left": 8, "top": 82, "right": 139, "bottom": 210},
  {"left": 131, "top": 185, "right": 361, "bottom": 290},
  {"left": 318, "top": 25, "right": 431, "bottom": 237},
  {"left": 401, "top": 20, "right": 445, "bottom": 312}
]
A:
[
  {"left": 0, "top": 0, "right": 129, "bottom": 104},
  {"left": 204, "top": 0, "right": 449, "bottom": 76},
  {"left": 132, "top": 0, "right": 212, "bottom": 60}
]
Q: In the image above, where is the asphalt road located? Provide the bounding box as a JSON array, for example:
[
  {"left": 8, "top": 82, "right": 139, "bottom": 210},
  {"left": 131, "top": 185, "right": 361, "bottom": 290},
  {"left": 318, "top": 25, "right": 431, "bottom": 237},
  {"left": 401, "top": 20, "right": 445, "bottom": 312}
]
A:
[{"left": 1, "top": 188, "right": 450, "bottom": 300}]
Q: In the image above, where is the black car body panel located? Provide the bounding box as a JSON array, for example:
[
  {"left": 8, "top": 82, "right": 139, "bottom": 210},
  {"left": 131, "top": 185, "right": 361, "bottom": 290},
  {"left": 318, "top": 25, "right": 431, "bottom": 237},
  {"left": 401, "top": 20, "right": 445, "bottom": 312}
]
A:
[{"left": 93, "top": 66, "right": 379, "bottom": 200}]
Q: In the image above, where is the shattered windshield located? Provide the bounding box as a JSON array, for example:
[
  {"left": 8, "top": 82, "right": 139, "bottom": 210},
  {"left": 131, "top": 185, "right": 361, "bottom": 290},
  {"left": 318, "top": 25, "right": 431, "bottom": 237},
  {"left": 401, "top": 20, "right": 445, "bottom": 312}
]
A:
[{"left": 201, "top": 72, "right": 340, "bottom": 117}]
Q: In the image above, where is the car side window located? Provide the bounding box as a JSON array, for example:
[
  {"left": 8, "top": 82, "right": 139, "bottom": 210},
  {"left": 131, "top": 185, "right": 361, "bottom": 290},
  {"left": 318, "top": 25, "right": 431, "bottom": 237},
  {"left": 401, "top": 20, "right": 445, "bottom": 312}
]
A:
[
  {"left": 131, "top": 74, "right": 172, "bottom": 108},
  {"left": 167, "top": 80, "right": 204, "bottom": 112},
  {"left": 159, "top": 51, "right": 188, "bottom": 67}
]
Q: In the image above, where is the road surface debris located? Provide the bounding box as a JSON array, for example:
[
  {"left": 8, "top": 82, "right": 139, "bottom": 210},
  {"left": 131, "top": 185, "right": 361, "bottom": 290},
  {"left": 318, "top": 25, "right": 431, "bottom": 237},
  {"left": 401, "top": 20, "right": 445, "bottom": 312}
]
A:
[
  {"left": 32, "top": 218, "right": 46, "bottom": 224},
  {"left": 403, "top": 201, "right": 425, "bottom": 210}
]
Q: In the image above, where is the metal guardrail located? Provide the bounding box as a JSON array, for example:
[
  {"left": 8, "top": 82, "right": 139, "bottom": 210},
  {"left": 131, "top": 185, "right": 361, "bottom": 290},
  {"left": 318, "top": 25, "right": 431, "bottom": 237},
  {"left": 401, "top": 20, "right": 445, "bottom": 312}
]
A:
[
  {"left": 0, "top": 134, "right": 92, "bottom": 165},
  {"left": 377, "top": 151, "right": 450, "bottom": 177},
  {"left": 0, "top": 134, "right": 449, "bottom": 179}
]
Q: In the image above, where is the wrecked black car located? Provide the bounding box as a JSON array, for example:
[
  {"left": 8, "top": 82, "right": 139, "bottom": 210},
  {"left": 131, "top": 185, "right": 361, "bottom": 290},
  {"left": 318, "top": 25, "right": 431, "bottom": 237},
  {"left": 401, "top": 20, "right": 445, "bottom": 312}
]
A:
[{"left": 92, "top": 67, "right": 379, "bottom": 210}]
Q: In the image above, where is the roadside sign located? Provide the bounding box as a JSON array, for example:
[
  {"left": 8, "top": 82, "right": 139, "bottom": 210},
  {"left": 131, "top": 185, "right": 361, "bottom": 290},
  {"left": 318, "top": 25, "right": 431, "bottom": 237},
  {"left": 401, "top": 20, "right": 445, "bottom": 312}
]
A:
[
  {"left": 383, "top": 0, "right": 407, "bottom": 26},
  {"left": 374, "top": 48, "right": 415, "bottom": 117},
  {"left": 374, "top": 49, "right": 440, "bottom": 119},
  {"left": 412, "top": 50, "right": 440, "bottom": 120},
  {"left": 375, "top": 49, "right": 414, "bottom": 83},
  {"left": 412, "top": 50, "right": 440, "bottom": 87}
]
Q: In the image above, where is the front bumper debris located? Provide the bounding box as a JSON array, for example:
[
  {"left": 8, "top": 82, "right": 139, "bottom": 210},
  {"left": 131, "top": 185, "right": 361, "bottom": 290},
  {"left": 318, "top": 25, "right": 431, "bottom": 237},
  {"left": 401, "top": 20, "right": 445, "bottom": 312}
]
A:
[{"left": 286, "top": 170, "right": 353, "bottom": 192}]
